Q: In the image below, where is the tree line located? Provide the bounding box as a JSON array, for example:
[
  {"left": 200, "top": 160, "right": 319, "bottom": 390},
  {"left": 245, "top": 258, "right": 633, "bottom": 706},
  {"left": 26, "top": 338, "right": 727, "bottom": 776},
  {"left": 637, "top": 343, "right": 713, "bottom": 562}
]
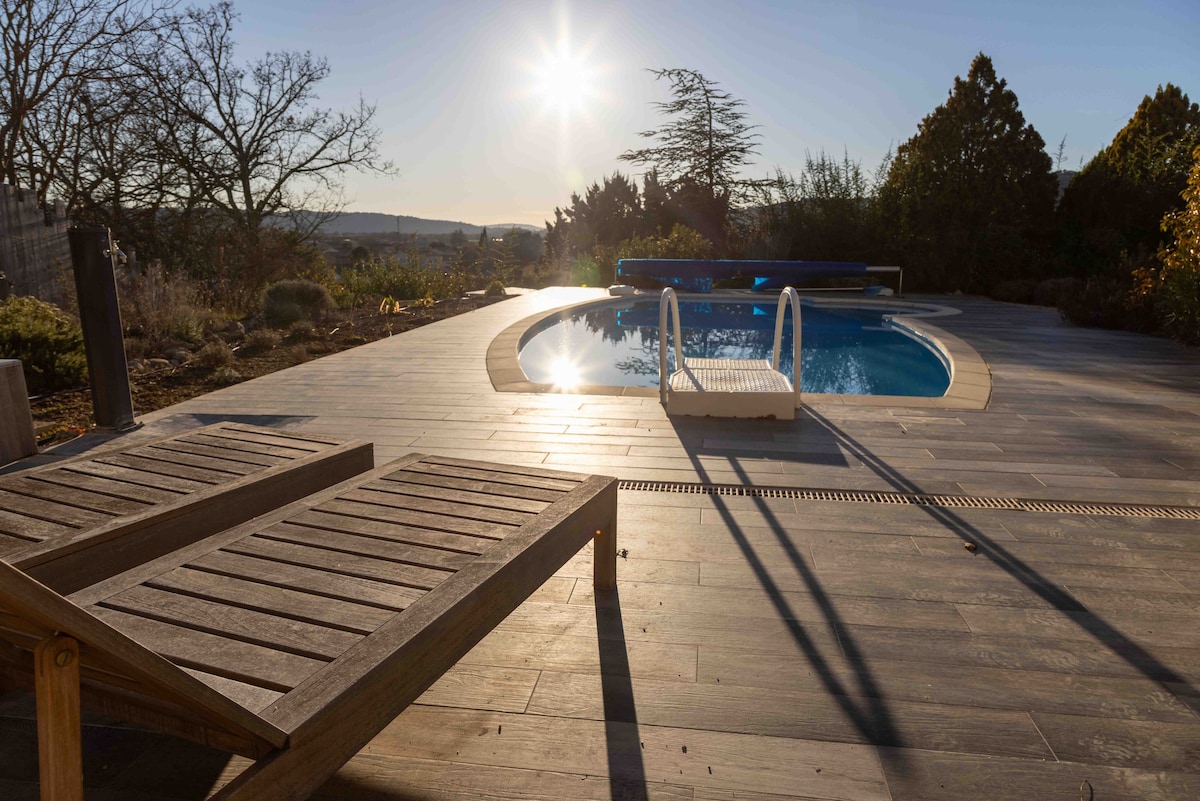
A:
[
  {"left": 544, "top": 56, "right": 1200, "bottom": 345},
  {"left": 4, "top": 3, "right": 1197, "bottom": 345}
]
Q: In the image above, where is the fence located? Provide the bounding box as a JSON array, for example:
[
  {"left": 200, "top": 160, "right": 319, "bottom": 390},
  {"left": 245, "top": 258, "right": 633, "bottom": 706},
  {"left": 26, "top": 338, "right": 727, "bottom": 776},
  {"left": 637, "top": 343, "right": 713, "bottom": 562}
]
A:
[{"left": 0, "top": 183, "right": 72, "bottom": 305}]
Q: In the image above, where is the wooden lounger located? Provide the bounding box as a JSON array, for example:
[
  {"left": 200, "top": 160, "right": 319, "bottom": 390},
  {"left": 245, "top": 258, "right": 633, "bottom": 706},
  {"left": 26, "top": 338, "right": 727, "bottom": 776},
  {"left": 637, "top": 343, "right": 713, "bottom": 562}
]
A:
[
  {"left": 0, "top": 453, "right": 618, "bottom": 801},
  {"left": 0, "top": 422, "right": 374, "bottom": 593}
]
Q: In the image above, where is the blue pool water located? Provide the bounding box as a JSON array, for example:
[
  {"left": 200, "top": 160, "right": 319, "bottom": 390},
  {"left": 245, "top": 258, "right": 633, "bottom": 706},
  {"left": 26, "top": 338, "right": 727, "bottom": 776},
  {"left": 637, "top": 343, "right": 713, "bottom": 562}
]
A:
[{"left": 519, "top": 299, "right": 951, "bottom": 396}]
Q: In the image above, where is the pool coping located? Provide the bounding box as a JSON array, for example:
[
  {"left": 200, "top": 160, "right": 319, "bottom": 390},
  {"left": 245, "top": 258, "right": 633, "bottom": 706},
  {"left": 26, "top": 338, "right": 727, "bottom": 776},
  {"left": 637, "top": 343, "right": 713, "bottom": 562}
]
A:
[{"left": 485, "top": 292, "right": 992, "bottom": 410}]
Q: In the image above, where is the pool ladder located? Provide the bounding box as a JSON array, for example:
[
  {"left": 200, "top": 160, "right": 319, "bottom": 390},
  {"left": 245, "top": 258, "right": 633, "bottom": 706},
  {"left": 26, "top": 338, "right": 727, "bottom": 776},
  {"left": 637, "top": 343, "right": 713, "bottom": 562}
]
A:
[{"left": 658, "top": 287, "right": 803, "bottom": 420}]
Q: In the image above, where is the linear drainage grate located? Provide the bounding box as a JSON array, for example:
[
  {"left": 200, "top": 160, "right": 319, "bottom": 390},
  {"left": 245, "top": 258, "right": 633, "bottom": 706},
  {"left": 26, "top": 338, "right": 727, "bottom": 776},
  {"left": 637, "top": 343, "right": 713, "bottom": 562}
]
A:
[{"left": 617, "top": 480, "right": 1200, "bottom": 520}]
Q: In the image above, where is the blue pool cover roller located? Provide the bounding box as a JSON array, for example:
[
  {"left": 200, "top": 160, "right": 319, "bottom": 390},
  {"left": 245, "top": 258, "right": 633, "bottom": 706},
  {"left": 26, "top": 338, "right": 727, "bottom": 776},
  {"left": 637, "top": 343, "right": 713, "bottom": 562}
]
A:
[{"left": 615, "top": 259, "right": 869, "bottom": 293}]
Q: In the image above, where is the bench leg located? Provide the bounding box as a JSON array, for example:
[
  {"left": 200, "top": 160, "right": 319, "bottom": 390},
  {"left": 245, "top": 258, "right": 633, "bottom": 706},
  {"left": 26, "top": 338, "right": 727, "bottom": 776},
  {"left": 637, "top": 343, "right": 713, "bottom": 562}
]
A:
[
  {"left": 594, "top": 513, "right": 617, "bottom": 591},
  {"left": 34, "top": 635, "right": 83, "bottom": 801}
]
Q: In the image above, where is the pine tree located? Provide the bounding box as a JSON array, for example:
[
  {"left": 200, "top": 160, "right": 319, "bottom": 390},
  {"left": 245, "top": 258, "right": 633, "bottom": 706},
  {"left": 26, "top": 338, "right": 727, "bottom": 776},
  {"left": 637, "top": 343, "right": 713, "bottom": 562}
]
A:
[
  {"left": 879, "top": 53, "right": 1056, "bottom": 290},
  {"left": 619, "top": 69, "right": 760, "bottom": 252}
]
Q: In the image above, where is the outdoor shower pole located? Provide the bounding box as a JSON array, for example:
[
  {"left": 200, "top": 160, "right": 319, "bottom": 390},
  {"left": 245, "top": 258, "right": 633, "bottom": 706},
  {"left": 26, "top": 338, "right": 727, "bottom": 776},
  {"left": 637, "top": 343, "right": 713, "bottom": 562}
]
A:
[{"left": 68, "top": 225, "right": 138, "bottom": 431}]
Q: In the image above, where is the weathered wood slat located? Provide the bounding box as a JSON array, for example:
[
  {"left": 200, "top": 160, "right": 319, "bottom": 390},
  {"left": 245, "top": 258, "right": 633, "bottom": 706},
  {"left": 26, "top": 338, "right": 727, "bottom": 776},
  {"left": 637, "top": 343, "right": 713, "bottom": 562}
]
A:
[
  {"left": 148, "top": 566, "right": 394, "bottom": 635},
  {"left": 0, "top": 488, "right": 112, "bottom": 528},
  {"left": 316, "top": 498, "right": 519, "bottom": 539},
  {"left": 336, "top": 487, "right": 534, "bottom": 526},
  {"left": 181, "top": 667, "right": 284, "bottom": 714},
  {"left": 383, "top": 468, "right": 565, "bottom": 503},
  {"left": 365, "top": 478, "right": 553, "bottom": 514},
  {"left": 419, "top": 454, "right": 588, "bottom": 484},
  {"left": 98, "top": 585, "right": 362, "bottom": 660},
  {"left": 0, "top": 509, "right": 77, "bottom": 542},
  {"left": 62, "top": 461, "right": 211, "bottom": 493},
  {"left": 130, "top": 444, "right": 259, "bottom": 476},
  {"left": 0, "top": 476, "right": 151, "bottom": 516},
  {"left": 186, "top": 551, "right": 423, "bottom": 611},
  {"left": 0, "top": 532, "right": 39, "bottom": 560},
  {"left": 90, "top": 607, "right": 327, "bottom": 692},
  {"left": 101, "top": 450, "right": 250, "bottom": 482},
  {"left": 147, "top": 439, "right": 286, "bottom": 468},
  {"left": 10, "top": 430, "right": 376, "bottom": 594},
  {"left": 403, "top": 460, "right": 580, "bottom": 493},
  {"left": 224, "top": 535, "right": 454, "bottom": 590},
  {"left": 257, "top": 524, "right": 478, "bottom": 572},
  {"left": 199, "top": 426, "right": 335, "bottom": 452},
  {"left": 28, "top": 469, "right": 183, "bottom": 504},
  {"left": 97, "top": 452, "right": 234, "bottom": 484},
  {"left": 182, "top": 432, "right": 316, "bottom": 460},
  {"left": 287, "top": 510, "right": 500, "bottom": 553}
]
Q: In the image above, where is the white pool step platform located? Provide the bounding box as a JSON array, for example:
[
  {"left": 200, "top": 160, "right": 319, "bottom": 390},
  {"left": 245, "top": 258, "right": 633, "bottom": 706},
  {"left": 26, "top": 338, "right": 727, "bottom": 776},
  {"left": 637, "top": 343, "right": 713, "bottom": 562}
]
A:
[
  {"left": 667, "top": 358, "right": 798, "bottom": 419},
  {"left": 659, "top": 288, "right": 803, "bottom": 420}
]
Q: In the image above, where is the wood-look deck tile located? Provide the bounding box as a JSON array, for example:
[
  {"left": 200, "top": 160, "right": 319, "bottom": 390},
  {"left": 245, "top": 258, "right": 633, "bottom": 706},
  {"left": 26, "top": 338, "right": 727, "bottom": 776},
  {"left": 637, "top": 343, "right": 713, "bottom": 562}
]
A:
[
  {"left": 374, "top": 705, "right": 890, "bottom": 801},
  {"left": 527, "top": 670, "right": 1053, "bottom": 758},
  {"left": 697, "top": 645, "right": 1197, "bottom": 722},
  {"left": 14, "top": 289, "right": 1194, "bottom": 798}
]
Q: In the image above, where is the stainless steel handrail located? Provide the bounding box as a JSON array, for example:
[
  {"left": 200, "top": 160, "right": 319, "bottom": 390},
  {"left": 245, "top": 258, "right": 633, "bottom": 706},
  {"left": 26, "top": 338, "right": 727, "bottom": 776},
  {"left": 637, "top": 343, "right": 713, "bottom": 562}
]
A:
[
  {"left": 772, "top": 287, "right": 802, "bottom": 409},
  {"left": 658, "top": 288, "right": 683, "bottom": 405}
]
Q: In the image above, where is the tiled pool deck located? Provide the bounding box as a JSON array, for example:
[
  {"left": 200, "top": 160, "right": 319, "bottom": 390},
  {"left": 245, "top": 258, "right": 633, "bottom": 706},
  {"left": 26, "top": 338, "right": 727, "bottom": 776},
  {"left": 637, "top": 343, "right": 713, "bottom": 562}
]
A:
[{"left": 4, "top": 288, "right": 1200, "bottom": 800}]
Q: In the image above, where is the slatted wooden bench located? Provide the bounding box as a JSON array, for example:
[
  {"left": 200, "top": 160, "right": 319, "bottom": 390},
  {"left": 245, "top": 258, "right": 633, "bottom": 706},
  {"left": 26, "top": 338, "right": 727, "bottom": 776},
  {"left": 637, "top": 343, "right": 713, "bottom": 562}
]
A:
[
  {"left": 0, "top": 422, "right": 374, "bottom": 594},
  {"left": 0, "top": 453, "right": 618, "bottom": 801}
]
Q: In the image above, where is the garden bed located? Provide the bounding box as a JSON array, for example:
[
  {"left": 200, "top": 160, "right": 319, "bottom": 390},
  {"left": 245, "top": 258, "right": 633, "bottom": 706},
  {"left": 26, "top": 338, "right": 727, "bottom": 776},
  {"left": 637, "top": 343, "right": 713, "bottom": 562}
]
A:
[{"left": 31, "top": 297, "right": 497, "bottom": 445}]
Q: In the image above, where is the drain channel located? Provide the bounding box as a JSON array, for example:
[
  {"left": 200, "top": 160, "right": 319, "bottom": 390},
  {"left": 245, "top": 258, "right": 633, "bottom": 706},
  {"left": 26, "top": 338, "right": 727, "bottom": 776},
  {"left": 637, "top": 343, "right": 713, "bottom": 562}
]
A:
[{"left": 617, "top": 480, "right": 1200, "bottom": 520}]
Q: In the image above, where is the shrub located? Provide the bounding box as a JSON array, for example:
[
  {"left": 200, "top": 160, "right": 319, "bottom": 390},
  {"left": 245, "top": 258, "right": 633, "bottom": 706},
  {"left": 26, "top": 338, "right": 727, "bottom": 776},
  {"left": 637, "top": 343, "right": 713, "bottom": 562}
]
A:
[
  {"left": 339, "top": 254, "right": 467, "bottom": 308},
  {"left": 262, "top": 279, "right": 335, "bottom": 325},
  {"left": 282, "top": 344, "right": 311, "bottom": 366},
  {"left": 194, "top": 340, "right": 235, "bottom": 369},
  {"left": 243, "top": 328, "right": 281, "bottom": 352},
  {"left": 286, "top": 320, "right": 315, "bottom": 341},
  {"left": 592, "top": 224, "right": 713, "bottom": 287},
  {"left": 1059, "top": 273, "right": 1142, "bottom": 330},
  {"left": 1160, "top": 264, "right": 1200, "bottom": 345},
  {"left": 209, "top": 366, "right": 242, "bottom": 386},
  {"left": 118, "top": 263, "right": 210, "bottom": 351},
  {"left": 0, "top": 297, "right": 87, "bottom": 394},
  {"left": 484, "top": 279, "right": 506, "bottom": 297}
]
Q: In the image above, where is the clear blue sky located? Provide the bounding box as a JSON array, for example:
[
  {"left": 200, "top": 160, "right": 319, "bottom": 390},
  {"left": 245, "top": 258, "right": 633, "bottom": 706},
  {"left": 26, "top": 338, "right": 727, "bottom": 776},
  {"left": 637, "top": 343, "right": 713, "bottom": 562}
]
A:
[{"left": 232, "top": 0, "right": 1200, "bottom": 228}]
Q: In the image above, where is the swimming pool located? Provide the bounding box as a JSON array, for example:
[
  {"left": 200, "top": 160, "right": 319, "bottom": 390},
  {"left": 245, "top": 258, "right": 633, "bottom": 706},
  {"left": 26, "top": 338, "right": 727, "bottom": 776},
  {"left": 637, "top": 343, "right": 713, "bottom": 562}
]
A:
[{"left": 518, "top": 297, "right": 952, "bottom": 396}]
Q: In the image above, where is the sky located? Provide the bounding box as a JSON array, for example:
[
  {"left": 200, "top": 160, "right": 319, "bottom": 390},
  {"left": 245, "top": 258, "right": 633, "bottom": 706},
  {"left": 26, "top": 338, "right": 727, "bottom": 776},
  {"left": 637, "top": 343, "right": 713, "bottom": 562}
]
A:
[{"left": 231, "top": 0, "right": 1200, "bottom": 228}]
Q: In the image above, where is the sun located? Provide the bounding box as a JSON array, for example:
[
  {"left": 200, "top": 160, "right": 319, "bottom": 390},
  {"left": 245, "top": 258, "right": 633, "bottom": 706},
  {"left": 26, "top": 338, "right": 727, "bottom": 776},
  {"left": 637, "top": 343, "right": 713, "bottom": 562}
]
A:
[{"left": 532, "top": 47, "right": 597, "bottom": 115}]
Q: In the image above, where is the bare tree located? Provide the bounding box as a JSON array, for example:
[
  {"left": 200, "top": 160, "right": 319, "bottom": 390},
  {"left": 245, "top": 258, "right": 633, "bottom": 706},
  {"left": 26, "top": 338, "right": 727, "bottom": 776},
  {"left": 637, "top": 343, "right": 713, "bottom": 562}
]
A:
[
  {"left": 136, "top": 3, "right": 392, "bottom": 241},
  {"left": 0, "top": 0, "right": 168, "bottom": 202}
]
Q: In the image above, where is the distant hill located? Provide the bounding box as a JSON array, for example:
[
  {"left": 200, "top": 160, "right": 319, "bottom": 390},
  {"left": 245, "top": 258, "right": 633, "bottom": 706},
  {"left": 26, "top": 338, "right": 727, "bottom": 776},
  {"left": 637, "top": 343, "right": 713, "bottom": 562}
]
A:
[{"left": 309, "top": 212, "right": 541, "bottom": 236}]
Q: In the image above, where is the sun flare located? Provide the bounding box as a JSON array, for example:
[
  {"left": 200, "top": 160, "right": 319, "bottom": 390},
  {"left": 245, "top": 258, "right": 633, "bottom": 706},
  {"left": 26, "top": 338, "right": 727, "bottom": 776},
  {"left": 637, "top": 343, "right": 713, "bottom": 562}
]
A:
[
  {"left": 532, "top": 48, "right": 596, "bottom": 114},
  {"left": 548, "top": 356, "right": 583, "bottom": 391}
]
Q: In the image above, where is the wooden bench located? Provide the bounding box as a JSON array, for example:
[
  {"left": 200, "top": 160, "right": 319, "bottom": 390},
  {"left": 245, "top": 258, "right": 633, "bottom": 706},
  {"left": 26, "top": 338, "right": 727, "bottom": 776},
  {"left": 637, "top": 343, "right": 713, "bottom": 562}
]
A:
[
  {"left": 0, "top": 453, "right": 618, "bottom": 801},
  {"left": 0, "top": 422, "right": 375, "bottom": 593}
]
